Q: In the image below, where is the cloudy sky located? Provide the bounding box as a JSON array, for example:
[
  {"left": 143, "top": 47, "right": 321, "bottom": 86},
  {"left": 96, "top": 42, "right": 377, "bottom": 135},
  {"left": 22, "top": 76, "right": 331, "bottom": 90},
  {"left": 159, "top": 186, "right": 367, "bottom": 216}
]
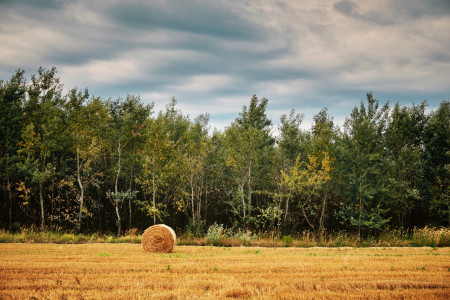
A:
[{"left": 1, "top": 0, "right": 449, "bottom": 131}]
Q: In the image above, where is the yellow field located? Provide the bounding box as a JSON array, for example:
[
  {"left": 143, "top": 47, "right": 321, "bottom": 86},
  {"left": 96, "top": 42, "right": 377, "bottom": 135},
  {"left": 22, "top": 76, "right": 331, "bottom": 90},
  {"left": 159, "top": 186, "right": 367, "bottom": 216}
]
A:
[{"left": 0, "top": 244, "right": 448, "bottom": 299}]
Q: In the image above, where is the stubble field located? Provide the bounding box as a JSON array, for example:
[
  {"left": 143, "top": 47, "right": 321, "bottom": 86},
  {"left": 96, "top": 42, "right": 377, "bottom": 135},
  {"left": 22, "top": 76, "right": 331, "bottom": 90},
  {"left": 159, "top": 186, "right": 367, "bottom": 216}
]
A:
[{"left": 0, "top": 244, "right": 448, "bottom": 299}]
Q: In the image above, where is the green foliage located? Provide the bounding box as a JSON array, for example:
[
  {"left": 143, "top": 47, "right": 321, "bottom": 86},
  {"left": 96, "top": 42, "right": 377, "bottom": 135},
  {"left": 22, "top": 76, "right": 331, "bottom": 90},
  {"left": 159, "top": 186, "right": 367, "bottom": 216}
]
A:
[
  {"left": 282, "top": 235, "right": 293, "bottom": 245},
  {"left": 186, "top": 219, "right": 206, "bottom": 238},
  {"left": 206, "top": 223, "right": 224, "bottom": 246},
  {"left": 0, "top": 67, "right": 448, "bottom": 239}
]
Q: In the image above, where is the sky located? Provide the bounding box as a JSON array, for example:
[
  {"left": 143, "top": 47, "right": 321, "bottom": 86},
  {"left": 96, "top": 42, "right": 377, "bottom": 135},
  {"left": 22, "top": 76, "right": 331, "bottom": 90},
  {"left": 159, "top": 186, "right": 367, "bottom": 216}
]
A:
[{"left": 1, "top": 0, "right": 449, "bottom": 132}]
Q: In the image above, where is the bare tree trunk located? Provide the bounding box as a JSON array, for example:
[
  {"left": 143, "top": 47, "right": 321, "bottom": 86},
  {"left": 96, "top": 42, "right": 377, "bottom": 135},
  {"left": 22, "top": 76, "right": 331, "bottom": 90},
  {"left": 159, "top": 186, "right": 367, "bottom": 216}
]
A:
[
  {"left": 204, "top": 179, "right": 208, "bottom": 222},
  {"left": 50, "top": 177, "right": 55, "bottom": 227},
  {"left": 129, "top": 147, "right": 135, "bottom": 230},
  {"left": 115, "top": 203, "right": 121, "bottom": 236},
  {"left": 240, "top": 184, "right": 245, "bottom": 221},
  {"left": 197, "top": 179, "right": 203, "bottom": 222},
  {"left": 284, "top": 195, "right": 290, "bottom": 222},
  {"left": 247, "top": 162, "right": 252, "bottom": 218},
  {"left": 358, "top": 180, "right": 362, "bottom": 246},
  {"left": 39, "top": 181, "right": 45, "bottom": 230},
  {"left": 301, "top": 196, "right": 315, "bottom": 232},
  {"left": 152, "top": 163, "right": 156, "bottom": 224},
  {"left": 318, "top": 186, "right": 328, "bottom": 238},
  {"left": 76, "top": 146, "right": 84, "bottom": 232},
  {"left": 115, "top": 143, "right": 121, "bottom": 195},
  {"left": 114, "top": 144, "right": 122, "bottom": 235},
  {"left": 191, "top": 182, "right": 195, "bottom": 222},
  {"left": 7, "top": 176, "right": 13, "bottom": 230}
]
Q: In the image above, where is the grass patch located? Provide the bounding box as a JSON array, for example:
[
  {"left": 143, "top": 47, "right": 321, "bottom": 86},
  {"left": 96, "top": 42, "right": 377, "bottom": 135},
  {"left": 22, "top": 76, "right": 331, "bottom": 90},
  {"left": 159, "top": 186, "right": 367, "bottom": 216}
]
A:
[{"left": 1, "top": 227, "right": 448, "bottom": 247}]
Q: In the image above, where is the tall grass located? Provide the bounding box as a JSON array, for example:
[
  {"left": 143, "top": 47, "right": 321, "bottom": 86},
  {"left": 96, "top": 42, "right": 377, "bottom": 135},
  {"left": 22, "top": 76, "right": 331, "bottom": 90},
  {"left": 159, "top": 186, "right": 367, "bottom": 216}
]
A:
[
  {"left": 0, "top": 226, "right": 448, "bottom": 247},
  {"left": 178, "top": 227, "right": 450, "bottom": 247},
  {"left": 0, "top": 226, "right": 142, "bottom": 244}
]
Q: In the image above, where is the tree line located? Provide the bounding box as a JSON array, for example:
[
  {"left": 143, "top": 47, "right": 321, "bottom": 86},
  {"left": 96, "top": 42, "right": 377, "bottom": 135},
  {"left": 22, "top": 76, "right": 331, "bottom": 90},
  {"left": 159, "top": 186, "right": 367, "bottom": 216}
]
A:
[{"left": 1, "top": 67, "right": 448, "bottom": 237}]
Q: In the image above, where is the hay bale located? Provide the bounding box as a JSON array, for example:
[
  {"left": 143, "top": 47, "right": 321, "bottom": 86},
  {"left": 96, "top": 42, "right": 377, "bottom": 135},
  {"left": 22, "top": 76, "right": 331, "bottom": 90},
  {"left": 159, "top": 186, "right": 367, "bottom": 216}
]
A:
[{"left": 142, "top": 224, "right": 176, "bottom": 253}]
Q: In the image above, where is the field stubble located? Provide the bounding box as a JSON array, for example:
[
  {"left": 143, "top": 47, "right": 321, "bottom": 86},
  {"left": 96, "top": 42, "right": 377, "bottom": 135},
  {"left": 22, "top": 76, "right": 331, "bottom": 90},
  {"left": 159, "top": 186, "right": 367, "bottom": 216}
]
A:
[{"left": 0, "top": 244, "right": 448, "bottom": 299}]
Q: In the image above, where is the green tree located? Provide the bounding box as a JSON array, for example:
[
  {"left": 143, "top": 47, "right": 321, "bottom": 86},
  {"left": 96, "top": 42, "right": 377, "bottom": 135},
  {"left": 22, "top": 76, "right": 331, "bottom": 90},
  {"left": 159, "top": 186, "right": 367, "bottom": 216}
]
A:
[
  {"left": 225, "top": 95, "right": 275, "bottom": 227},
  {"left": 107, "top": 95, "right": 153, "bottom": 235},
  {"left": 310, "top": 108, "right": 335, "bottom": 236},
  {"left": 18, "top": 67, "right": 64, "bottom": 229},
  {"left": 66, "top": 91, "right": 108, "bottom": 231},
  {"left": 185, "top": 114, "right": 210, "bottom": 224},
  {"left": 276, "top": 109, "right": 306, "bottom": 225},
  {"left": 281, "top": 151, "right": 332, "bottom": 235},
  {"left": 385, "top": 102, "right": 427, "bottom": 228},
  {"left": 278, "top": 109, "right": 306, "bottom": 164},
  {"left": 138, "top": 99, "right": 189, "bottom": 224},
  {"left": 336, "top": 93, "right": 391, "bottom": 242},
  {"left": 0, "top": 69, "right": 26, "bottom": 229},
  {"left": 424, "top": 101, "right": 449, "bottom": 225}
]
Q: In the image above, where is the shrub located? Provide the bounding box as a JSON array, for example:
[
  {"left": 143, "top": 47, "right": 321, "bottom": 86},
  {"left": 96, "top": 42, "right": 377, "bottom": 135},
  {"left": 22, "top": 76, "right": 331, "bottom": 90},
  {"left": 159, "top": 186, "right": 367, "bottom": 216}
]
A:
[
  {"left": 206, "top": 223, "right": 224, "bottom": 246},
  {"left": 282, "top": 235, "right": 293, "bottom": 245},
  {"left": 186, "top": 219, "right": 206, "bottom": 238},
  {"left": 238, "top": 231, "right": 252, "bottom": 246}
]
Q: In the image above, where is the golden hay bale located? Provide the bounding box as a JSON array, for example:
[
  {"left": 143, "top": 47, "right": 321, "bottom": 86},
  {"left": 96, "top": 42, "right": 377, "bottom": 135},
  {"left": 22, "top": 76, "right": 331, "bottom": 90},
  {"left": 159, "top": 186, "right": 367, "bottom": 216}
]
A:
[{"left": 142, "top": 224, "right": 176, "bottom": 253}]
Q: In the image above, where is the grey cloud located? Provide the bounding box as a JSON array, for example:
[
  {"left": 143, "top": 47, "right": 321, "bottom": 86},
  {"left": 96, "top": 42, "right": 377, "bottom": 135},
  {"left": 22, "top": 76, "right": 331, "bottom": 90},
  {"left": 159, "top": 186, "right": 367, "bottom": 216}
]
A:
[
  {"left": 333, "top": 0, "right": 359, "bottom": 17},
  {"left": 333, "top": 0, "right": 396, "bottom": 25},
  {"left": 0, "top": 0, "right": 62, "bottom": 10},
  {"left": 391, "top": 0, "right": 450, "bottom": 19},
  {"left": 107, "top": 1, "right": 262, "bottom": 40},
  {"left": 0, "top": 0, "right": 448, "bottom": 131},
  {"left": 334, "top": 0, "right": 450, "bottom": 26}
]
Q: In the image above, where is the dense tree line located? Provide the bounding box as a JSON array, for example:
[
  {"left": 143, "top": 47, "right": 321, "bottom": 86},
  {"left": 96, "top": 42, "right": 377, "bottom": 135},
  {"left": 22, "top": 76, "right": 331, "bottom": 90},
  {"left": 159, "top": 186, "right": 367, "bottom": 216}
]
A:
[{"left": 1, "top": 68, "right": 448, "bottom": 236}]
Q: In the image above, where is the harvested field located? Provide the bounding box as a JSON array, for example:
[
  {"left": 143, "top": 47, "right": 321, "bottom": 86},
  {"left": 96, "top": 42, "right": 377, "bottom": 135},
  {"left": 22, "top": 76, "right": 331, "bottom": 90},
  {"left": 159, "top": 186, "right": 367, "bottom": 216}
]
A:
[{"left": 0, "top": 244, "right": 448, "bottom": 299}]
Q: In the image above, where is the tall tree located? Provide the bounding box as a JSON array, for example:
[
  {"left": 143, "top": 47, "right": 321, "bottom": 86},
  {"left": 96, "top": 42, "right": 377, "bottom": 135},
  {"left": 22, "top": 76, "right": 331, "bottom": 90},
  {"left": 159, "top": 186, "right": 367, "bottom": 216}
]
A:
[
  {"left": 106, "top": 95, "right": 152, "bottom": 235},
  {"left": 66, "top": 91, "right": 108, "bottom": 231},
  {"left": 276, "top": 109, "right": 306, "bottom": 224},
  {"left": 424, "top": 101, "right": 449, "bottom": 225},
  {"left": 185, "top": 114, "right": 210, "bottom": 224},
  {"left": 385, "top": 102, "right": 427, "bottom": 228},
  {"left": 138, "top": 99, "right": 189, "bottom": 225},
  {"left": 281, "top": 151, "right": 331, "bottom": 234},
  {"left": 310, "top": 108, "right": 335, "bottom": 236},
  {"left": 336, "top": 93, "right": 390, "bottom": 242},
  {"left": 0, "top": 69, "right": 26, "bottom": 229},
  {"left": 225, "top": 95, "right": 275, "bottom": 226},
  {"left": 18, "top": 67, "right": 64, "bottom": 229}
]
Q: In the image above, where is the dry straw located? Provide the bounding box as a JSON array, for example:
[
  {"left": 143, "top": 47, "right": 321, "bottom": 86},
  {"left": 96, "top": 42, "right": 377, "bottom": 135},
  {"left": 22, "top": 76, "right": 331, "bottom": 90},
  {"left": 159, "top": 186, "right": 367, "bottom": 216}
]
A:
[{"left": 142, "top": 224, "right": 176, "bottom": 253}]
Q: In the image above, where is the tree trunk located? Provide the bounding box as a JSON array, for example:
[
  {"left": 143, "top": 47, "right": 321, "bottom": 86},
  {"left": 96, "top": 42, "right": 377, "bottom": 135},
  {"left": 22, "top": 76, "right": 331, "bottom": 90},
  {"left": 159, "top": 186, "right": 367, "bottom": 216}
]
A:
[
  {"left": 50, "top": 177, "right": 55, "bottom": 227},
  {"left": 358, "top": 181, "right": 362, "bottom": 246},
  {"left": 39, "top": 181, "right": 45, "bottom": 230},
  {"left": 240, "top": 184, "right": 245, "bottom": 221},
  {"left": 152, "top": 164, "right": 156, "bottom": 224},
  {"left": 7, "top": 176, "right": 13, "bottom": 230},
  {"left": 284, "top": 195, "right": 290, "bottom": 222},
  {"left": 76, "top": 146, "right": 84, "bottom": 232},
  {"left": 115, "top": 202, "right": 121, "bottom": 236},
  {"left": 247, "top": 163, "right": 252, "bottom": 218},
  {"left": 129, "top": 148, "right": 134, "bottom": 230},
  {"left": 191, "top": 183, "right": 195, "bottom": 222},
  {"left": 204, "top": 179, "right": 208, "bottom": 222},
  {"left": 301, "top": 198, "right": 314, "bottom": 232},
  {"left": 197, "top": 180, "right": 203, "bottom": 222},
  {"left": 318, "top": 186, "right": 328, "bottom": 238},
  {"left": 115, "top": 143, "right": 121, "bottom": 195},
  {"left": 114, "top": 144, "right": 122, "bottom": 235}
]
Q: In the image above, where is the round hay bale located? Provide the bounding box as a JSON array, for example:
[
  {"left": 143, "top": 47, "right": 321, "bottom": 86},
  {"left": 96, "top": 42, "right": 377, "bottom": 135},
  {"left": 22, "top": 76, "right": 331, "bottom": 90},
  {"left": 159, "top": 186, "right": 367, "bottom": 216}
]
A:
[{"left": 142, "top": 224, "right": 176, "bottom": 253}]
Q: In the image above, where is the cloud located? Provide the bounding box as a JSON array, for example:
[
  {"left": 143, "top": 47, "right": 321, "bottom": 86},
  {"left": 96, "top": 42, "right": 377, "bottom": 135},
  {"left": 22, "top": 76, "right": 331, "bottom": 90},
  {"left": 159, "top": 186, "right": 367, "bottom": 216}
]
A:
[
  {"left": 333, "top": 0, "right": 359, "bottom": 17},
  {"left": 0, "top": 0, "right": 449, "bottom": 131},
  {"left": 167, "top": 74, "right": 234, "bottom": 93},
  {"left": 106, "top": 0, "right": 262, "bottom": 40}
]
